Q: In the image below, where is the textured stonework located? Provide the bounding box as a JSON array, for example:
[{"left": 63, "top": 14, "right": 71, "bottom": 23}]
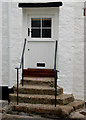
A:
[{"left": 9, "top": 76, "right": 85, "bottom": 118}]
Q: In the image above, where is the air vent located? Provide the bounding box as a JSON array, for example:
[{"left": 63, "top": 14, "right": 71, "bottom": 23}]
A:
[{"left": 37, "top": 63, "right": 45, "bottom": 67}]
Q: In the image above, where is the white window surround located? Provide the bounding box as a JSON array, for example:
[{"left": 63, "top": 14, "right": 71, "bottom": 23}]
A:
[
  {"left": 31, "top": 18, "right": 52, "bottom": 38},
  {"left": 23, "top": 8, "right": 59, "bottom": 42},
  {"left": 28, "top": 15, "right": 54, "bottom": 41}
]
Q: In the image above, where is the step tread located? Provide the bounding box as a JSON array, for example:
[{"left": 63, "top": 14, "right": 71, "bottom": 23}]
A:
[
  {"left": 23, "top": 77, "right": 54, "bottom": 81},
  {"left": 22, "top": 77, "right": 55, "bottom": 87},
  {"left": 13, "top": 100, "right": 84, "bottom": 110},
  {"left": 12, "top": 100, "right": 84, "bottom": 117},
  {"left": 12, "top": 103, "right": 74, "bottom": 118},
  {"left": 14, "top": 85, "right": 62, "bottom": 91},
  {"left": 10, "top": 93, "right": 73, "bottom": 100},
  {"left": 13, "top": 102, "right": 73, "bottom": 111},
  {"left": 68, "top": 100, "right": 85, "bottom": 110}
]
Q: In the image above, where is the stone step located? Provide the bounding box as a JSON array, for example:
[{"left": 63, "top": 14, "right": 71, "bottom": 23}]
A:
[
  {"left": 11, "top": 100, "right": 84, "bottom": 118},
  {"left": 14, "top": 85, "right": 63, "bottom": 96},
  {"left": 68, "top": 100, "right": 85, "bottom": 110},
  {"left": 9, "top": 94, "right": 74, "bottom": 105},
  {"left": 21, "top": 77, "right": 55, "bottom": 87},
  {"left": 2, "top": 113, "right": 52, "bottom": 120},
  {"left": 2, "top": 114, "right": 53, "bottom": 120}
]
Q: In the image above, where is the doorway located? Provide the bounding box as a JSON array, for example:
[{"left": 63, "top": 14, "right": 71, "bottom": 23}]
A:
[{"left": 23, "top": 8, "right": 59, "bottom": 69}]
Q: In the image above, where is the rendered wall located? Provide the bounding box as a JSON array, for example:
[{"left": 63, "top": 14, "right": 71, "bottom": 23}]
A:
[
  {"left": 73, "top": 3, "right": 84, "bottom": 100},
  {"left": 0, "top": 2, "right": 2, "bottom": 86},
  {"left": 2, "top": 2, "right": 23, "bottom": 87},
  {"left": 2, "top": 2, "right": 8, "bottom": 86},
  {"left": 58, "top": 2, "right": 84, "bottom": 100}
]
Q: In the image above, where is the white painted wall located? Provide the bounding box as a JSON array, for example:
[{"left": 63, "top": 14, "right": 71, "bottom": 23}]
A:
[
  {"left": 84, "top": 1, "right": 86, "bottom": 102},
  {"left": 1, "top": 1, "right": 85, "bottom": 100},
  {"left": 58, "top": 2, "right": 75, "bottom": 95},
  {"left": 0, "top": 2, "right": 2, "bottom": 86},
  {"left": 2, "top": 2, "right": 23, "bottom": 87},
  {"left": 2, "top": 2, "right": 9, "bottom": 86},
  {"left": 58, "top": 2, "right": 84, "bottom": 100},
  {"left": 73, "top": 3, "right": 84, "bottom": 100}
]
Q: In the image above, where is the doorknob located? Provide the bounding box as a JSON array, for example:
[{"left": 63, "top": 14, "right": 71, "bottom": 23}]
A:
[{"left": 28, "top": 28, "right": 32, "bottom": 36}]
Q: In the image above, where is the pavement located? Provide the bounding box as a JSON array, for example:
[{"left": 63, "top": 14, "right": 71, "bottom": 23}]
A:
[{"left": 0, "top": 100, "right": 86, "bottom": 120}]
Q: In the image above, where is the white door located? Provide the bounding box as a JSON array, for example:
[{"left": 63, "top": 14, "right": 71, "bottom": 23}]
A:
[{"left": 24, "top": 9, "right": 59, "bottom": 69}]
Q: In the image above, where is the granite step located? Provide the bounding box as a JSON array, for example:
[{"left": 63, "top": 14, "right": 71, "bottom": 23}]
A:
[
  {"left": 13, "top": 85, "right": 63, "bottom": 96},
  {"left": 21, "top": 77, "right": 55, "bottom": 87},
  {"left": 9, "top": 94, "right": 74, "bottom": 105},
  {"left": 11, "top": 100, "right": 84, "bottom": 118}
]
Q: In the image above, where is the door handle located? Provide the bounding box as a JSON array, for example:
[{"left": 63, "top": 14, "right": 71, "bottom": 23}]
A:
[{"left": 28, "top": 28, "right": 32, "bottom": 36}]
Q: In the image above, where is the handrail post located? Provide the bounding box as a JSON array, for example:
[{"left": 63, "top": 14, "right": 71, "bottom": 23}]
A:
[
  {"left": 55, "top": 70, "right": 57, "bottom": 107},
  {"left": 16, "top": 68, "right": 19, "bottom": 105},
  {"left": 54, "top": 40, "right": 57, "bottom": 70},
  {"left": 21, "top": 38, "right": 26, "bottom": 86},
  {"left": 15, "top": 38, "right": 27, "bottom": 105},
  {"left": 54, "top": 40, "right": 58, "bottom": 107},
  {"left": 22, "top": 58, "right": 24, "bottom": 86}
]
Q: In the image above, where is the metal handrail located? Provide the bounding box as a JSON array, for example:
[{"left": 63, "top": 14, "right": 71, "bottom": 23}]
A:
[
  {"left": 15, "top": 38, "right": 57, "bottom": 106},
  {"left": 15, "top": 38, "right": 27, "bottom": 105},
  {"left": 54, "top": 40, "right": 58, "bottom": 107}
]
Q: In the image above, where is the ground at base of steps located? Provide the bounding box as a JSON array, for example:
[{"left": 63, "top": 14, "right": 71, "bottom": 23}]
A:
[{"left": 0, "top": 100, "right": 86, "bottom": 120}]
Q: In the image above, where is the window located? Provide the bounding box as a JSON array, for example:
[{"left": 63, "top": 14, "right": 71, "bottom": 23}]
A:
[{"left": 31, "top": 18, "right": 52, "bottom": 38}]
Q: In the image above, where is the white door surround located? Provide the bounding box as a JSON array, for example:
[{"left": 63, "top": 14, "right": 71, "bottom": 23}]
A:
[{"left": 23, "top": 8, "right": 59, "bottom": 69}]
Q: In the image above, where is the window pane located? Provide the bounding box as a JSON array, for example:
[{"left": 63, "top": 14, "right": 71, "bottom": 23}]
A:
[
  {"left": 42, "top": 18, "right": 51, "bottom": 27},
  {"left": 42, "top": 29, "right": 51, "bottom": 38},
  {"left": 31, "top": 18, "right": 41, "bottom": 27},
  {"left": 31, "top": 29, "right": 41, "bottom": 38}
]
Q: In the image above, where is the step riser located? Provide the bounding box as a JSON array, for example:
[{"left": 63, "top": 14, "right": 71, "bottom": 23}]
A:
[
  {"left": 24, "top": 74, "right": 55, "bottom": 77},
  {"left": 9, "top": 95, "right": 74, "bottom": 105},
  {"left": 23, "top": 69, "right": 55, "bottom": 77},
  {"left": 14, "top": 88, "right": 63, "bottom": 96},
  {"left": 21, "top": 80, "right": 55, "bottom": 87},
  {"left": 14, "top": 88, "right": 63, "bottom": 95}
]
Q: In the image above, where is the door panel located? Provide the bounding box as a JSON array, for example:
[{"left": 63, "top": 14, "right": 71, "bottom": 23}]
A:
[{"left": 25, "top": 41, "right": 54, "bottom": 69}]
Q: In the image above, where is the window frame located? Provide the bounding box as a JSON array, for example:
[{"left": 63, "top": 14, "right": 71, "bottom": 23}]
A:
[
  {"left": 31, "top": 18, "right": 52, "bottom": 38},
  {"left": 28, "top": 15, "right": 54, "bottom": 41}
]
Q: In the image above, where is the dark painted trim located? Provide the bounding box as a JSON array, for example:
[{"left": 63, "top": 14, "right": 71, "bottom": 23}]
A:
[
  {"left": 0, "top": 86, "right": 14, "bottom": 100},
  {"left": 18, "top": 2, "right": 63, "bottom": 8}
]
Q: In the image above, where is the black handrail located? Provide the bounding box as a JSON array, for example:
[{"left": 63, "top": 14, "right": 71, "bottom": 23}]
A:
[
  {"left": 54, "top": 40, "right": 58, "bottom": 107},
  {"left": 15, "top": 38, "right": 27, "bottom": 105}
]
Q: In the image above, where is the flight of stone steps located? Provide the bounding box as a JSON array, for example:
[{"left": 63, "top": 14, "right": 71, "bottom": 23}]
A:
[{"left": 9, "top": 69, "right": 84, "bottom": 119}]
